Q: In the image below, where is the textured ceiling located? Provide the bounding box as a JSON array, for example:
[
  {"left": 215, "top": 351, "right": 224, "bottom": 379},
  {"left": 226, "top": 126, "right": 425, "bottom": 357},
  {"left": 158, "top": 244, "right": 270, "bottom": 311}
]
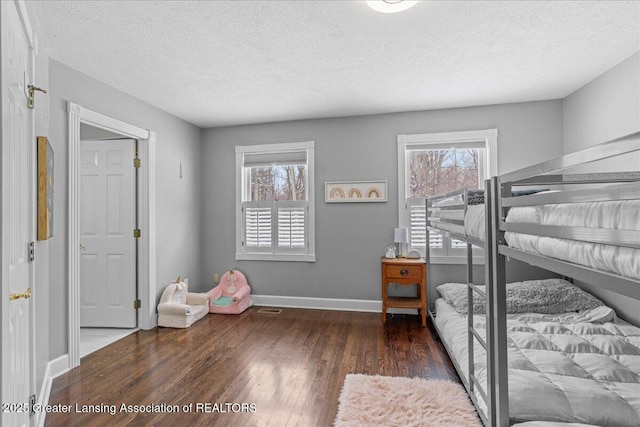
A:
[{"left": 34, "top": 1, "right": 640, "bottom": 128}]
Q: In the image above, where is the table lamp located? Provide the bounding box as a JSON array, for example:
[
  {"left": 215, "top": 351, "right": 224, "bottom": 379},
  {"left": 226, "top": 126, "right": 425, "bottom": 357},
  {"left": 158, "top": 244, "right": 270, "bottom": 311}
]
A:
[{"left": 394, "top": 227, "right": 409, "bottom": 258}]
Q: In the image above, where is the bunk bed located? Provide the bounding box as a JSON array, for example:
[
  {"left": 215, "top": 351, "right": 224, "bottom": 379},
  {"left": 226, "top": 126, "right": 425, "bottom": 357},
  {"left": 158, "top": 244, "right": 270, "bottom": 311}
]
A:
[{"left": 427, "top": 131, "right": 640, "bottom": 427}]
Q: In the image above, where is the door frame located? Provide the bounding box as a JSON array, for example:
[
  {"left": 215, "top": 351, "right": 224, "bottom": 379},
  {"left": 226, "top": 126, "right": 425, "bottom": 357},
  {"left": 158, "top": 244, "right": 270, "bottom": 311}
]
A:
[
  {"left": 1, "top": 0, "right": 37, "bottom": 422},
  {"left": 67, "top": 102, "right": 156, "bottom": 369}
]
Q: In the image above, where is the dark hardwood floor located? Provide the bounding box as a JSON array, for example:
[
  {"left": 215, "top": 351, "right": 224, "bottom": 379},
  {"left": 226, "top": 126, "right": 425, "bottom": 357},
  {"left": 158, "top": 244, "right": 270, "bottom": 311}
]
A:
[{"left": 46, "top": 307, "right": 459, "bottom": 427}]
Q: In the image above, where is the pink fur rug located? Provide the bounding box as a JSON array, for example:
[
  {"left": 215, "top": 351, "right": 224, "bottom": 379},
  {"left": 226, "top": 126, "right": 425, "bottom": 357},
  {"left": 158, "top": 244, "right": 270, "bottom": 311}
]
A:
[{"left": 334, "top": 374, "right": 482, "bottom": 427}]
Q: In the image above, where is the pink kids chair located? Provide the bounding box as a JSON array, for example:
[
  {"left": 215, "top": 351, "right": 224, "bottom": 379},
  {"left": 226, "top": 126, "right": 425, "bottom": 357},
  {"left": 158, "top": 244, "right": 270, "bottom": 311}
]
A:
[{"left": 207, "top": 269, "right": 252, "bottom": 314}]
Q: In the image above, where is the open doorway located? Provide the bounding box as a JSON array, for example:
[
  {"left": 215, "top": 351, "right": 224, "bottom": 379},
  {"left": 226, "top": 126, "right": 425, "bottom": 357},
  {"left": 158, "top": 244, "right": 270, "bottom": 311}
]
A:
[{"left": 68, "top": 102, "right": 156, "bottom": 369}]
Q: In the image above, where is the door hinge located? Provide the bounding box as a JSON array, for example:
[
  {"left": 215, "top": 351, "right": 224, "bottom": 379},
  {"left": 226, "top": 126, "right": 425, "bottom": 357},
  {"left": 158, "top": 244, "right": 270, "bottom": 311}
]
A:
[
  {"left": 134, "top": 299, "right": 141, "bottom": 310},
  {"left": 134, "top": 157, "right": 141, "bottom": 168},
  {"left": 133, "top": 229, "right": 141, "bottom": 238},
  {"left": 28, "top": 241, "right": 35, "bottom": 262},
  {"left": 29, "top": 394, "right": 36, "bottom": 416}
]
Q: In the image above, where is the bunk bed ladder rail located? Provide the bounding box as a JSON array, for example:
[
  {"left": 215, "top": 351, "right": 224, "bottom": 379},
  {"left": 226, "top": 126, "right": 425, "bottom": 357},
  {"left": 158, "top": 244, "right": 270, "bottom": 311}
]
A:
[
  {"left": 465, "top": 186, "right": 489, "bottom": 413},
  {"left": 466, "top": 240, "right": 490, "bottom": 414},
  {"left": 487, "top": 177, "right": 510, "bottom": 427}
]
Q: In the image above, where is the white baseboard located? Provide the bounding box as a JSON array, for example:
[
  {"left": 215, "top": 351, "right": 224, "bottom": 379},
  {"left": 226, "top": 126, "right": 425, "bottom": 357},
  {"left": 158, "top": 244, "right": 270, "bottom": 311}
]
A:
[
  {"left": 251, "top": 295, "right": 417, "bottom": 315},
  {"left": 141, "top": 312, "right": 158, "bottom": 330},
  {"left": 49, "top": 354, "right": 71, "bottom": 379},
  {"left": 35, "top": 354, "right": 70, "bottom": 427}
]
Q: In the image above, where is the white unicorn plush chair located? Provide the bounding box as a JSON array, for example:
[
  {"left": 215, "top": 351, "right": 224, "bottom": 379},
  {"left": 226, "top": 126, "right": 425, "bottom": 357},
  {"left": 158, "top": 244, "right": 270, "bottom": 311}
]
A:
[{"left": 157, "top": 277, "right": 209, "bottom": 328}]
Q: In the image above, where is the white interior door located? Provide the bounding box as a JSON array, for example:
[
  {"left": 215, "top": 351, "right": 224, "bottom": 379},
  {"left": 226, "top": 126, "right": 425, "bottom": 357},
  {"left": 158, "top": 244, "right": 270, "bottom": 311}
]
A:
[
  {"left": 1, "top": 1, "right": 34, "bottom": 426},
  {"left": 80, "top": 139, "right": 137, "bottom": 328}
]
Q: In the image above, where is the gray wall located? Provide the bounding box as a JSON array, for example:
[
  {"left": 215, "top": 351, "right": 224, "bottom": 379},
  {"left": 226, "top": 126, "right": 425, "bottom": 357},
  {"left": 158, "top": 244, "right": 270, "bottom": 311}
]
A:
[
  {"left": 564, "top": 52, "right": 640, "bottom": 152},
  {"left": 48, "top": 60, "right": 203, "bottom": 359},
  {"left": 200, "top": 100, "right": 564, "bottom": 301},
  {"left": 563, "top": 51, "right": 640, "bottom": 325}
]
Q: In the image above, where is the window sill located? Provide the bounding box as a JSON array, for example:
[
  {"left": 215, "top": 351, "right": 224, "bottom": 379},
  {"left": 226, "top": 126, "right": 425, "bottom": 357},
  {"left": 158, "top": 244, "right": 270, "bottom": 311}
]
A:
[{"left": 235, "top": 252, "right": 316, "bottom": 262}]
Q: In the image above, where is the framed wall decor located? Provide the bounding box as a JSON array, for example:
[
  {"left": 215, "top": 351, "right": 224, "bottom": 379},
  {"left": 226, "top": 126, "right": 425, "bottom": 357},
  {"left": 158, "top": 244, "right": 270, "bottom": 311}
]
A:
[
  {"left": 37, "top": 136, "right": 54, "bottom": 240},
  {"left": 325, "top": 180, "right": 387, "bottom": 203}
]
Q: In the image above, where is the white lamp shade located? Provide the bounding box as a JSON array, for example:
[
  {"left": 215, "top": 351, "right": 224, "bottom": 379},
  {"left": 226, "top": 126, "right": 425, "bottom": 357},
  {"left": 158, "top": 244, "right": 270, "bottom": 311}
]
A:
[{"left": 394, "top": 227, "right": 409, "bottom": 244}]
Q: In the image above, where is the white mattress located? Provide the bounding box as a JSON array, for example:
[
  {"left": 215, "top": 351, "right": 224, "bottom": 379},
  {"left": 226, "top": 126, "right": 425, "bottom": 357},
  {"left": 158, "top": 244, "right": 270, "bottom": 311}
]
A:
[
  {"left": 431, "top": 220, "right": 466, "bottom": 236},
  {"left": 434, "top": 298, "right": 640, "bottom": 426},
  {"left": 464, "top": 204, "right": 485, "bottom": 240},
  {"left": 505, "top": 200, "right": 640, "bottom": 280}
]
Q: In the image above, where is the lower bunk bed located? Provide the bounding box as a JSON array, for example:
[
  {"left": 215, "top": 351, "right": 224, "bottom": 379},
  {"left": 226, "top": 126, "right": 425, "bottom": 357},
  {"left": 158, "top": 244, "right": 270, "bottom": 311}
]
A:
[{"left": 433, "top": 280, "right": 640, "bottom": 427}]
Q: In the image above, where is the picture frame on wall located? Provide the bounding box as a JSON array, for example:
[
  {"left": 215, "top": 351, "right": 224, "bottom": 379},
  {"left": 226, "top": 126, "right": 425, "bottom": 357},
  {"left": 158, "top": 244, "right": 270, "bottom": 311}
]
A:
[
  {"left": 325, "top": 180, "right": 387, "bottom": 203},
  {"left": 37, "top": 136, "right": 54, "bottom": 240}
]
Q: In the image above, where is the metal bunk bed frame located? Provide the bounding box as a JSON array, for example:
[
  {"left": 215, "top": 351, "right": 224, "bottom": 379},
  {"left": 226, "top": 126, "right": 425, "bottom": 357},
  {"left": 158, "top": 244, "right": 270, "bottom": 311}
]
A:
[
  {"left": 426, "top": 187, "right": 497, "bottom": 427},
  {"left": 427, "top": 130, "right": 640, "bottom": 427},
  {"left": 488, "top": 130, "right": 640, "bottom": 427}
]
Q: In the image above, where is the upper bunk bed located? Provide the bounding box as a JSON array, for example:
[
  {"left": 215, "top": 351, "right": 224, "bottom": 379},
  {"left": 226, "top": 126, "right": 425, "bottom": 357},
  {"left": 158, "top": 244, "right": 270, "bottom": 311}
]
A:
[
  {"left": 427, "top": 130, "right": 640, "bottom": 427},
  {"left": 427, "top": 146, "right": 640, "bottom": 285},
  {"left": 490, "top": 131, "right": 640, "bottom": 293},
  {"left": 426, "top": 187, "right": 551, "bottom": 250},
  {"left": 427, "top": 188, "right": 488, "bottom": 248}
]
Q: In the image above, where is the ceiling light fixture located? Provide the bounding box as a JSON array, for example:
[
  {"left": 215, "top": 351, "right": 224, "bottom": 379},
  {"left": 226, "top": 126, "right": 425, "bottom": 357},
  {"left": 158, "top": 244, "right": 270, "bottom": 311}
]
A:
[{"left": 367, "top": 0, "right": 419, "bottom": 14}]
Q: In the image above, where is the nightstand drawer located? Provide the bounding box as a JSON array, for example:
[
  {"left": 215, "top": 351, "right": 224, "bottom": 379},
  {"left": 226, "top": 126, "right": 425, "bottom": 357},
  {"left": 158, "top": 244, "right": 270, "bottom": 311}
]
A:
[{"left": 385, "top": 264, "right": 422, "bottom": 281}]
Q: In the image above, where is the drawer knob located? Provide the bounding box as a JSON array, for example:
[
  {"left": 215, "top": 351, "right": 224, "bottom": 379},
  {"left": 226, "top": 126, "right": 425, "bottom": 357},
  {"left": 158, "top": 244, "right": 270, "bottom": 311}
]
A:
[{"left": 400, "top": 269, "right": 409, "bottom": 276}]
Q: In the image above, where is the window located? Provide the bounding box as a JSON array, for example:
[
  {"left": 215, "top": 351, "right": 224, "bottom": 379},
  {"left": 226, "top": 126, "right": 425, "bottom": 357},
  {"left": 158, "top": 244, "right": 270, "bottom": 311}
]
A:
[
  {"left": 398, "top": 130, "right": 497, "bottom": 263},
  {"left": 236, "top": 141, "right": 315, "bottom": 262}
]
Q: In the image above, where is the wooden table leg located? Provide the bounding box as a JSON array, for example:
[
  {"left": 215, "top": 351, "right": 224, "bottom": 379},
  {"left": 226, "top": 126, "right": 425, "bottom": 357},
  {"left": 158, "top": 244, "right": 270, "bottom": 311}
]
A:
[
  {"left": 382, "top": 279, "right": 387, "bottom": 324},
  {"left": 420, "top": 281, "right": 427, "bottom": 327}
]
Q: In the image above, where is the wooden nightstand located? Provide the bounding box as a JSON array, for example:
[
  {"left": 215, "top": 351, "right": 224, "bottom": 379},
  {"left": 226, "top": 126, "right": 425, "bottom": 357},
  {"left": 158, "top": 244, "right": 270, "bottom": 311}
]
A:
[{"left": 381, "top": 257, "right": 427, "bottom": 327}]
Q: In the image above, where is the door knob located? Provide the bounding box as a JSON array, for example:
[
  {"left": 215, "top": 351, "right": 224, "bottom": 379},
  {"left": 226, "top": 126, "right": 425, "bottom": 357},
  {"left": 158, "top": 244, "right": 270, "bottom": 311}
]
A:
[
  {"left": 9, "top": 287, "right": 31, "bottom": 301},
  {"left": 27, "top": 85, "right": 47, "bottom": 109}
]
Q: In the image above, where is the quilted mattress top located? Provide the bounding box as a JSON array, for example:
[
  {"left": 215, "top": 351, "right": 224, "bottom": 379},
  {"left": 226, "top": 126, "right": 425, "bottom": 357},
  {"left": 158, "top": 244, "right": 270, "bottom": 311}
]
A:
[{"left": 435, "top": 299, "right": 640, "bottom": 426}]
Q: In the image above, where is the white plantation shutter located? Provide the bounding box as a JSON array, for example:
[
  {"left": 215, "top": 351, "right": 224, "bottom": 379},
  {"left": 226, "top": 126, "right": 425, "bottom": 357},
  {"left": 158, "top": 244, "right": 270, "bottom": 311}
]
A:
[
  {"left": 277, "top": 201, "right": 307, "bottom": 251},
  {"left": 407, "top": 197, "right": 447, "bottom": 257},
  {"left": 451, "top": 238, "right": 467, "bottom": 249},
  {"left": 429, "top": 230, "right": 444, "bottom": 250},
  {"left": 408, "top": 198, "right": 427, "bottom": 248},
  {"left": 242, "top": 201, "right": 308, "bottom": 255},
  {"left": 243, "top": 202, "right": 273, "bottom": 251}
]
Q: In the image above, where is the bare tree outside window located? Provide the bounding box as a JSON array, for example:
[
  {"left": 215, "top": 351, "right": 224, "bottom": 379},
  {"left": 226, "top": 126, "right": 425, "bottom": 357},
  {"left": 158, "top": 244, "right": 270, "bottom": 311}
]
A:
[
  {"left": 408, "top": 148, "right": 483, "bottom": 252},
  {"left": 250, "top": 165, "right": 307, "bottom": 201},
  {"left": 408, "top": 149, "right": 480, "bottom": 198}
]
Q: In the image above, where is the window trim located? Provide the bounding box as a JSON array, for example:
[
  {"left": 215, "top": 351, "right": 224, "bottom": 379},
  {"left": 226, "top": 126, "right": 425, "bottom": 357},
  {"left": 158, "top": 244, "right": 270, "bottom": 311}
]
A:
[
  {"left": 235, "top": 141, "right": 315, "bottom": 262},
  {"left": 397, "top": 129, "right": 497, "bottom": 264}
]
